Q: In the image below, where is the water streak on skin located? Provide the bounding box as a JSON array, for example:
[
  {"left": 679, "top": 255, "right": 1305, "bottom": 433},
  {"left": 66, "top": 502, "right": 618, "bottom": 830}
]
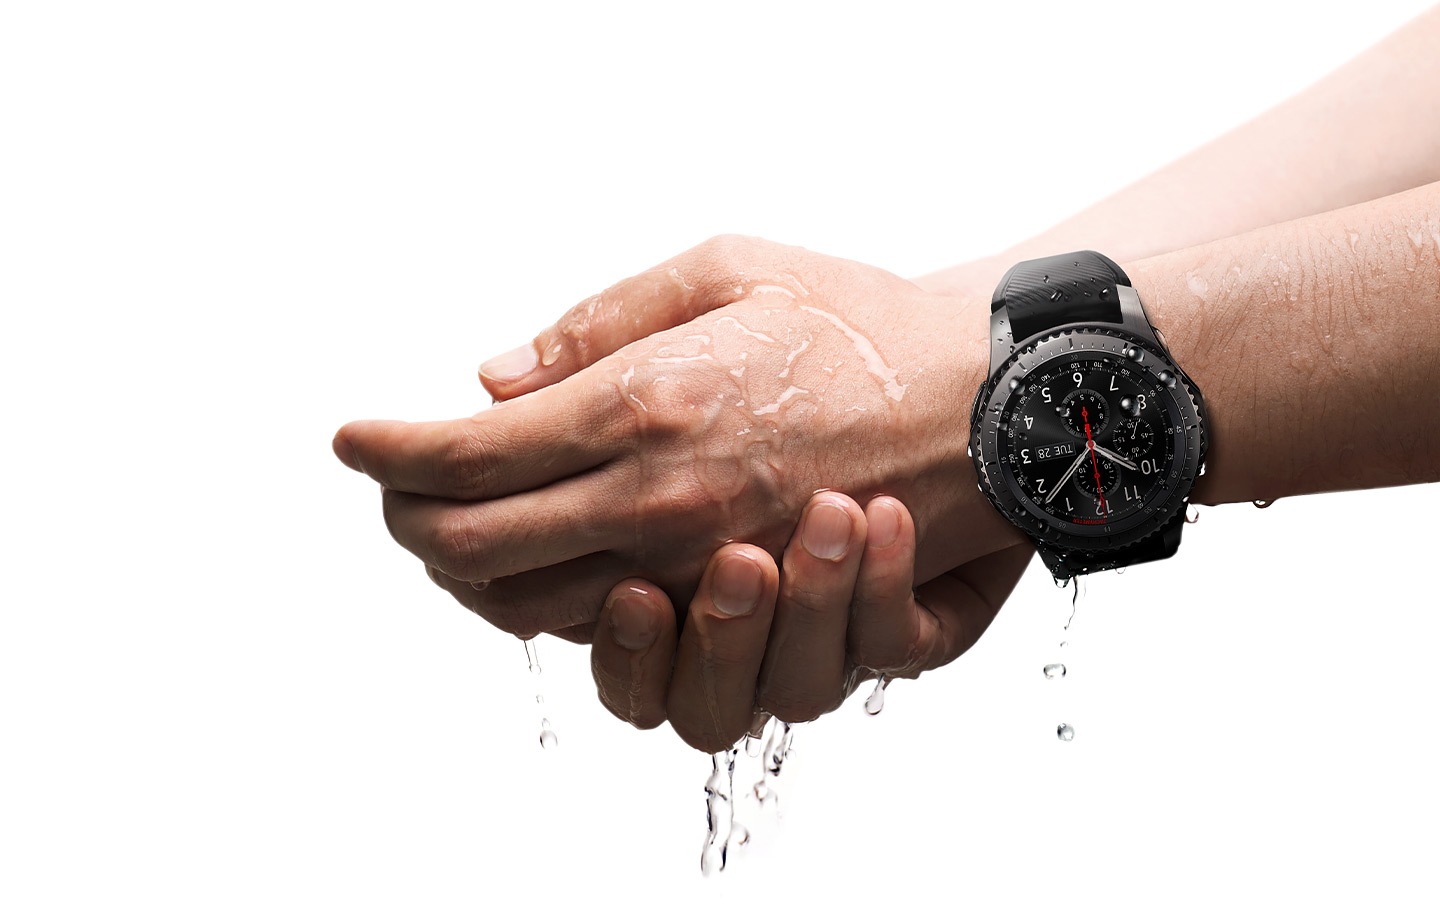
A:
[
  {"left": 749, "top": 284, "right": 798, "bottom": 299},
  {"left": 751, "top": 385, "right": 811, "bottom": 416},
  {"left": 777, "top": 338, "right": 811, "bottom": 379},
  {"left": 798, "top": 305, "right": 907, "bottom": 402},
  {"left": 648, "top": 354, "right": 716, "bottom": 365},
  {"left": 715, "top": 315, "right": 778, "bottom": 344},
  {"left": 668, "top": 266, "right": 696, "bottom": 291}
]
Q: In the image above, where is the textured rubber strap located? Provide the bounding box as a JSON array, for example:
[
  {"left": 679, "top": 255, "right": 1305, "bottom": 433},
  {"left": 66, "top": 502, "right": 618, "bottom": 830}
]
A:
[
  {"left": 1035, "top": 513, "right": 1184, "bottom": 581},
  {"left": 991, "top": 251, "right": 1130, "bottom": 343}
]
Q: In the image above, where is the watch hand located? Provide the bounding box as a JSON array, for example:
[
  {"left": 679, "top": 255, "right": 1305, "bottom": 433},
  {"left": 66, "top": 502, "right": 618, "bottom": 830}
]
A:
[
  {"left": 1082, "top": 406, "right": 1109, "bottom": 520},
  {"left": 1091, "top": 444, "right": 1139, "bottom": 471},
  {"left": 1046, "top": 445, "right": 1093, "bottom": 503}
]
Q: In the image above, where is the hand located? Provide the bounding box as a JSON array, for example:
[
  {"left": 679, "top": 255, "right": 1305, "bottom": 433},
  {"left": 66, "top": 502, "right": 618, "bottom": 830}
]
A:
[
  {"left": 335, "top": 235, "right": 1026, "bottom": 637},
  {"left": 589, "top": 490, "right": 1033, "bottom": 751}
]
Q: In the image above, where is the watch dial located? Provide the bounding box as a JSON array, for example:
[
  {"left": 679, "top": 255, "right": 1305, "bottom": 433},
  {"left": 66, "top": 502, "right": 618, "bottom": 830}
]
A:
[{"left": 998, "top": 354, "right": 1176, "bottom": 527}]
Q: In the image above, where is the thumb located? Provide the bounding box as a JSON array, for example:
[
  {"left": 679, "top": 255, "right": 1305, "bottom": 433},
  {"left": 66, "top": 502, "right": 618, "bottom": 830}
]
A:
[{"left": 479, "top": 235, "right": 771, "bottom": 400}]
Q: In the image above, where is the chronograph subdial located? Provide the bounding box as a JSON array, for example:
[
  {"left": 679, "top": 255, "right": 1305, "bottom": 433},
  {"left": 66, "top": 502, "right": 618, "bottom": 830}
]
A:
[
  {"left": 1060, "top": 390, "right": 1109, "bottom": 438},
  {"left": 1073, "top": 448, "right": 1120, "bottom": 496},
  {"left": 1111, "top": 417, "right": 1155, "bottom": 461}
]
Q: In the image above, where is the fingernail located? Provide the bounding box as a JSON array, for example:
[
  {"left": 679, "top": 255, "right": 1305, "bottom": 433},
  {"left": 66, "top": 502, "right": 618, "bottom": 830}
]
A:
[
  {"left": 608, "top": 591, "right": 658, "bottom": 650},
  {"left": 332, "top": 432, "right": 361, "bottom": 472},
  {"left": 801, "top": 501, "right": 852, "bottom": 561},
  {"left": 867, "top": 500, "right": 902, "bottom": 549},
  {"left": 711, "top": 554, "right": 763, "bottom": 617},
  {"left": 479, "top": 343, "right": 539, "bottom": 383}
]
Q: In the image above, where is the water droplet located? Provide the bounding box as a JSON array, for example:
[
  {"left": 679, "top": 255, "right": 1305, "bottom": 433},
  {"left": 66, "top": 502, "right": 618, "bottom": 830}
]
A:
[
  {"left": 1059, "top": 641, "right": 1068, "bottom": 648},
  {"left": 1049, "top": 289, "right": 1062, "bottom": 302},
  {"left": 1056, "top": 723, "right": 1075, "bottom": 742},
  {"left": 1124, "top": 346, "right": 1141, "bottom": 360},
  {"left": 523, "top": 638, "right": 542, "bottom": 674},
  {"left": 1157, "top": 370, "right": 1176, "bottom": 388},
  {"left": 1253, "top": 499, "right": 1275, "bottom": 509},
  {"left": 539, "top": 720, "right": 558, "bottom": 749},
  {"left": 966, "top": 444, "right": 973, "bottom": 458},
  {"left": 1043, "top": 663, "right": 1067, "bottom": 679},
  {"left": 864, "top": 676, "right": 889, "bottom": 715},
  {"left": 1185, "top": 506, "right": 1200, "bottom": 524},
  {"left": 1009, "top": 377, "right": 1021, "bottom": 390},
  {"left": 1119, "top": 396, "right": 1139, "bottom": 417},
  {"left": 541, "top": 340, "right": 563, "bottom": 367},
  {"left": 732, "top": 823, "right": 750, "bottom": 847},
  {"left": 1099, "top": 287, "right": 1109, "bottom": 297}
]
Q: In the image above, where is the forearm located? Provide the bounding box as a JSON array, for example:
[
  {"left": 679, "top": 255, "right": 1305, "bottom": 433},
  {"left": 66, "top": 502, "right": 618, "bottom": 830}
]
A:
[
  {"left": 1131, "top": 180, "right": 1440, "bottom": 504},
  {"left": 919, "top": 6, "right": 1440, "bottom": 295}
]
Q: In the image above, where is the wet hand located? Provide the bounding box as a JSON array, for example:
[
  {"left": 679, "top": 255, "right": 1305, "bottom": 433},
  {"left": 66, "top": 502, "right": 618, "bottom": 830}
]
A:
[
  {"left": 589, "top": 491, "right": 1033, "bottom": 752},
  {"left": 334, "top": 236, "right": 1024, "bottom": 637}
]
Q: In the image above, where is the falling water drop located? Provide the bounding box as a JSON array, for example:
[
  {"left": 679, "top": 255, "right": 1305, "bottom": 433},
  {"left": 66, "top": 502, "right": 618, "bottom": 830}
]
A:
[
  {"left": 522, "top": 638, "right": 555, "bottom": 749},
  {"left": 1056, "top": 723, "right": 1076, "bottom": 742},
  {"left": 1185, "top": 505, "right": 1200, "bottom": 524},
  {"left": 864, "top": 676, "right": 889, "bottom": 715},
  {"left": 1253, "top": 499, "right": 1276, "bottom": 509},
  {"left": 1043, "top": 663, "right": 1067, "bottom": 679},
  {"left": 701, "top": 749, "right": 738, "bottom": 876}
]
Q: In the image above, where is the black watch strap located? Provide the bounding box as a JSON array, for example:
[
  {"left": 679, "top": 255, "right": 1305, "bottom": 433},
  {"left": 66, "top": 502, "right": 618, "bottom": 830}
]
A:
[
  {"left": 1035, "top": 512, "right": 1185, "bottom": 581},
  {"left": 991, "top": 250, "right": 1131, "bottom": 343}
]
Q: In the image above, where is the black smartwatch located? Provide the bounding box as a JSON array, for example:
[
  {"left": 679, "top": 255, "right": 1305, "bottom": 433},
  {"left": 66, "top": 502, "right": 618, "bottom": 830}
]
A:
[{"left": 969, "top": 251, "right": 1207, "bottom": 580}]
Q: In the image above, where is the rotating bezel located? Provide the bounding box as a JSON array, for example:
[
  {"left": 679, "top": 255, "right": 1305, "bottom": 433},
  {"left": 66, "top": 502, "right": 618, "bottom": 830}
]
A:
[{"left": 971, "top": 326, "right": 1206, "bottom": 554}]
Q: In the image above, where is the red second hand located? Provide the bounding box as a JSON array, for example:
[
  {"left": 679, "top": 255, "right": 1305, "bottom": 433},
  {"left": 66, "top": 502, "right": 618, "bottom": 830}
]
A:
[{"left": 1082, "top": 405, "right": 1109, "bottom": 521}]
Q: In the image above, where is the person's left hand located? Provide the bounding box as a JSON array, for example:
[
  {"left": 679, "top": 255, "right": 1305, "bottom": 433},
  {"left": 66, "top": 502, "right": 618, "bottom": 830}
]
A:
[{"left": 588, "top": 490, "right": 1032, "bottom": 751}]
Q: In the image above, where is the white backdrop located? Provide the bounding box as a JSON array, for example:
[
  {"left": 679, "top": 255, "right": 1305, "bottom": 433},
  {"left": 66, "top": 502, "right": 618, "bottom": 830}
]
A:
[{"left": 3, "top": 2, "right": 1437, "bottom": 909}]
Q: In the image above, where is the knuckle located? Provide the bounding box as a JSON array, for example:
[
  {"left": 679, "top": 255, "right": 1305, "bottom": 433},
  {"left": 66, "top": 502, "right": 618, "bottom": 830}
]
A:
[
  {"left": 697, "top": 233, "right": 747, "bottom": 263},
  {"left": 553, "top": 309, "right": 596, "bottom": 365},
  {"left": 440, "top": 428, "right": 502, "bottom": 497},
  {"left": 432, "top": 515, "right": 484, "bottom": 580}
]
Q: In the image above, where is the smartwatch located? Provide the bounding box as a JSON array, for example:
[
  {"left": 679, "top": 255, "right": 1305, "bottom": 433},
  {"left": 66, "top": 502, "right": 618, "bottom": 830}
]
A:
[{"left": 969, "top": 251, "right": 1207, "bottom": 580}]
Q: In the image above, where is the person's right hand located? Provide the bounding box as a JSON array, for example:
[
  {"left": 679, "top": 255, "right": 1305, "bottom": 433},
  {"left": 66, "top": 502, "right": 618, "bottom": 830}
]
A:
[
  {"left": 335, "top": 236, "right": 1029, "bottom": 640},
  {"left": 587, "top": 490, "right": 1033, "bottom": 751}
]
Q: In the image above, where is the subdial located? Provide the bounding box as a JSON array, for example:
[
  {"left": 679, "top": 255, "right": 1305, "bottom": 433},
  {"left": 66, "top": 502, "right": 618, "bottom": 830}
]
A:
[
  {"left": 1112, "top": 417, "right": 1155, "bottom": 461},
  {"left": 1060, "top": 390, "right": 1109, "bottom": 438},
  {"left": 1074, "top": 450, "right": 1120, "bottom": 496}
]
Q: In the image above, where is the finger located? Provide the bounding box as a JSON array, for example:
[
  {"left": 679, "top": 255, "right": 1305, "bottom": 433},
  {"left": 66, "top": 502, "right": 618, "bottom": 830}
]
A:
[
  {"left": 590, "top": 579, "right": 678, "bottom": 730},
  {"left": 477, "top": 234, "right": 777, "bottom": 400},
  {"left": 666, "top": 544, "right": 779, "bottom": 753},
  {"left": 846, "top": 496, "right": 922, "bottom": 673},
  {"left": 381, "top": 466, "right": 631, "bottom": 582},
  {"left": 424, "top": 552, "right": 632, "bottom": 638},
  {"left": 547, "top": 624, "right": 597, "bottom": 645},
  {"left": 755, "top": 493, "right": 868, "bottom": 723},
  {"left": 418, "top": 563, "right": 598, "bottom": 643},
  {"left": 332, "top": 378, "right": 626, "bottom": 500},
  {"left": 848, "top": 502, "right": 1033, "bottom": 677}
]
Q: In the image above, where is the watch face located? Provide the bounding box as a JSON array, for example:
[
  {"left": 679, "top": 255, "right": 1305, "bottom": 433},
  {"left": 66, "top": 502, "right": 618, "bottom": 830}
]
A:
[{"left": 972, "top": 328, "right": 1205, "bottom": 552}]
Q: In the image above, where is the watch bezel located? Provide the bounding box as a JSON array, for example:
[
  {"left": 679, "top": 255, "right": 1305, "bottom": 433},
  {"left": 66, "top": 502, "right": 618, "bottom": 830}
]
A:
[{"left": 971, "top": 324, "right": 1207, "bottom": 555}]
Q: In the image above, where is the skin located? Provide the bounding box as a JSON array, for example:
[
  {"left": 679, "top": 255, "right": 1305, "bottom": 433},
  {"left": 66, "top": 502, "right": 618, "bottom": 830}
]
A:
[{"left": 335, "top": 10, "right": 1440, "bottom": 752}]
